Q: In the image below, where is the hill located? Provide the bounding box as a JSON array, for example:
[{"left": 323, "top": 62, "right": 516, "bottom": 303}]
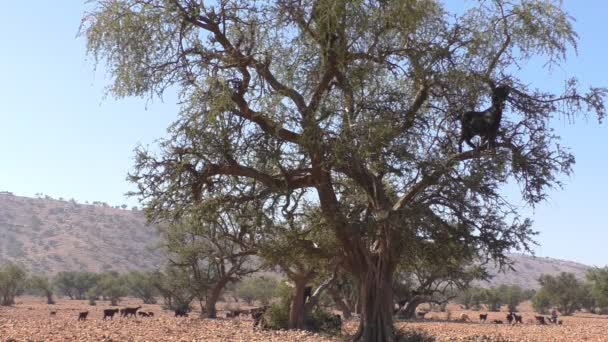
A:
[
  {"left": 0, "top": 192, "right": 594, "bottom": 287},
  {"left": 0, "top": 192, "right": 163, "bottom": 274},
  {"left": 479, "top": 253, "right": 592, "bottom": 289}
]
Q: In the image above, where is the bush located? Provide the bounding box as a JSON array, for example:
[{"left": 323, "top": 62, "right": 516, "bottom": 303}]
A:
[{"left": 0, "top": 262, "right": 27, "bottom": 306}]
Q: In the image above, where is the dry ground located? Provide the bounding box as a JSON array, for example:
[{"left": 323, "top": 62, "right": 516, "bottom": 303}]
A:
[
  {"left": 0, "top": 297, "right": 333, "bottom": 342},
  {"left": 3, "top": 299, "right": 608, "bottom": 341}
]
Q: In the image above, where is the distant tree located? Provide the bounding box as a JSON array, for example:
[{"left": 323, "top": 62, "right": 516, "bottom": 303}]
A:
[
  {"left": 28, "top": 275, "right": 55, "bottom": 304},
  {"left": 0, "top": 262, "right": 27, "bottom": 306},
  {"left": 538, "top": 272, "right": 585, "bottom": 315},
  {"left": 456, "top": 287, "right": 486, "bottom": 311},
  {"left": 499, "top": 284, "right": 524, "bottom": 312},
  {"left": 483, "top": 287, "right": 503, "bottom": 312},
  {"left": 151, "top": 267, "right": 195, "bottom": 312},
  {"left": 54, "top": 271, "right": 99, "bottom": 300},
  {"left": 236, "top": 276, "right": 280, "bottom": 306},
  {"left": 159, "top": 209, "right": 259, "bottom": 318},
  {"left": 123, "top": 270, "right": 158, "bottom": 304},
  {"left": 393, "top": 238, "right": 489, "bottom": 319},
  {"left": 586, "top": 267, "right": 608, "bottom": 313},
  {"left": 532, "top": 288, "right": 551, "bottom": 314},
  {"left": 121, "top": 204, "right": 128, "bottom": 210},
  {"left": 97, "top": 272, "right": 127, "bottom": 306}
]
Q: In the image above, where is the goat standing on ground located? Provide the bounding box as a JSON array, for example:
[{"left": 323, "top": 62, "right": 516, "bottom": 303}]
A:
[
  {"left": 459, "top": 85, "right": 510, "bottom": 152},
  {"left": 103, "top": 308, "right": 120, "bottom": 320},
  {"left": 479, "top": 313, "right": 487, "bottom": 322},
  {"left": 78, "top": 311, "right": 89, "bottom": 321}
]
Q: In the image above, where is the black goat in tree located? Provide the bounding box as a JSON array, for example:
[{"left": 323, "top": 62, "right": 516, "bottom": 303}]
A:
[{"left": 459, "top": 85, "right": 510, "bottom": 152}]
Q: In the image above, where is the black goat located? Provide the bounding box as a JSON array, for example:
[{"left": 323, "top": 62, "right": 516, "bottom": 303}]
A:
[
  {"left": 78, "top": 311, "right": 89, "bottom": 321},
  {"left": 506, "top": 312, "right": 514, "bottom": 324},
  {"left": 148, "top": 311, "right": 154, "bottom": 317},
  {"left": 514, "top": 313, "right": 523, "bottom": 324},
  {"left": 121, "top": 306, "right": 141, "bottom": 318},
  {"left": 103, "top": 308, "right": 120, "bottom": 320},
  {"left": 459, "top": 85, "right": 510, "bottom": 152},
  {"left": 493, "top": 319, "right": 503, "bottom": 324},
  {"left": 138, "top": 311, "right": 150, "bottom": 317},
  {"left": 251, "top": 306, "right": 269, "bottom": 328},
  {"left": 303, "top": 286, "right": 313, "bottom": 304},
  {"left": 479, "top": 313, "right": 487, "bottom": 322},
  {"left": 174, "top": 308, "right": 189, "bottom": 317},
  {"left": 535, "top": 315, "right": 546, "bottom": 325}
]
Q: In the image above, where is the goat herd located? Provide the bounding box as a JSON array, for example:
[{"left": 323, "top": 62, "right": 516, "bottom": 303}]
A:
[
  {"left": 65, "top": 305, "right": 271, "bottom": 328},
  {"left": 431, "top": 311, "right": 564, "bottom": 326}
]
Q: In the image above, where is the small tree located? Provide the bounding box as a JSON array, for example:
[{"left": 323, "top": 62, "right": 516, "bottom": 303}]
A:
[
  {"left": 532, "top": 288, "right": 551, "bottom": 314},
  {"left": 151, "top": 267, "right": 195, "bottom": 312},
  {"left": 159, "top": 208, "right": 259, "bottom": 318},
  {"left": 97, "top": 272, "right": 127, "bottom": 306},
  {"left": 538, "top": 272, "right": 584, "bottom": 315},
  {"left": 0, "top": 262, "right": 27, "bottom": 306},
  {"left": 123, "top": 271, "right": 158, "bottom": 304},
  {"left": 236, "top": 276, "right": 280, "bottom": 305},
  {"left": 29, "top": 275, "right": 55, "bottom": 304},
  {"left": 499, "top": 285, "right": 524, "bottom": 312},
  {"left": 483, "top": 288, "right": 503, "bottom": 312},
  {"left": 586, "top": 267, "right": 608, "bottom": 313}
]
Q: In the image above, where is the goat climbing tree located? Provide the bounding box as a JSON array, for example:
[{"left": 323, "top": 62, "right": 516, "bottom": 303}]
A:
[{"left": 83, "top": 1, "right": 606, "bottom": 340}]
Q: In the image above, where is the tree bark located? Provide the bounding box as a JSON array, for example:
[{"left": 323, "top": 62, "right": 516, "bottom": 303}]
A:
[
  {"left": 353, "top": 259, "right": 395, "bottom": 342},
  {"left": 46, "top": 291, "right": 55, "bottom": 305},
  {"left": 289, "top": 279, "right": 308, "bottom": 329},
  {"left": 206, "top": 285, "right": 223, "bottom": 319}
]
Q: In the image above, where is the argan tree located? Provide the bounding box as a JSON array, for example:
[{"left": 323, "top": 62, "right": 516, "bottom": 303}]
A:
[
  {"left": 83, "top": 0, "right": 605, "bottom": 340},
  {"left": 159, "top": 209, "right": 259, "bottom": 318},
  {"left": 0, "top": 262, "right": 27, "bottom": 306},
  {"left": 29, "top": 275, "right": 55, "bottom": 305}
]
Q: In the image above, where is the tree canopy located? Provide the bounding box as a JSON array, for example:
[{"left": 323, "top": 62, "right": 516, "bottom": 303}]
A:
[{"left": 82, "top": 0, "right": 606, "bottom": 340}]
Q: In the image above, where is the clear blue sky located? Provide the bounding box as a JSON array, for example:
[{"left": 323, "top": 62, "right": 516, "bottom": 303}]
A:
[{"left": 0, "top": 1, "right": 606, "bottom": 266}]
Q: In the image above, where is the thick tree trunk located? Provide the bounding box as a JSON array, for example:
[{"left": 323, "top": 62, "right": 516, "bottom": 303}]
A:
[
  {"left": 328, "top": 287, "right": 352, "bottom": 319},
  {"left": 46, "top": 291, "right": 55, "bottom": 305},
  {"left": 353, "top": 260, "right": 395, "bottom": 342},
  {"left": 289, "top": 279, "right": 308, "bottom": 329},
  {"left": 206, "top": 286, "right": 223, "bottom": 319}
]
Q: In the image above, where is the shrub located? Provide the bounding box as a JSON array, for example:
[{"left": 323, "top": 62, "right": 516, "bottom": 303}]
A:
[{"left": 0, "top": 262, "right": 27, "bottom": 306}]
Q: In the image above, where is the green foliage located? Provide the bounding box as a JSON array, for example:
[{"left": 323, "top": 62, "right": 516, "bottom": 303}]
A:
[
  {"left": 236, "top": 276, "right": 279, "bottom": 305},
  {"left": 586, "top": 267, "right": 608, "bottom": 312},
  {"left": 0, "top": 262, "right": 27, "bottom": 306},
  {"left": 538, "top": 272, "right": 586, "bottom": 315},
  {"left": 97, "top": 272, "right": 127, "bottom": 306},
  {"left": 123, "top": 270, "right": 158, "bottom": 304},
  {"left": 498, "top": 284, "right": 524, "bottom": 312},
  {"left": 28, "top": 274, "right": 55, "bottom": 304},
  {"left": 483, "top": 287, "right": 503, "bottom": 312},
  {"left": 263, "top": 282, "right": 293, "bottom": 330},
  {"left": 456, "top": 287, "right": 486, "bottom": 310},
  {"left": 151, "top": 267, "right": 194, "bottom": 312},
  {"left": 532, "top": 288, "right": 551, "bottom": 314},
  {"left": 53, "top": 271, "right": 100, "bottom": 300}
]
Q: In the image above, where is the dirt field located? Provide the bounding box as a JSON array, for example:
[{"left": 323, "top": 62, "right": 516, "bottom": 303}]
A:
[
  {"left": 3, "top": 298, "right": 608, "bottom": 341},
  {"left": 0, "top": 297, "right": 333, "bottom": 342}
]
